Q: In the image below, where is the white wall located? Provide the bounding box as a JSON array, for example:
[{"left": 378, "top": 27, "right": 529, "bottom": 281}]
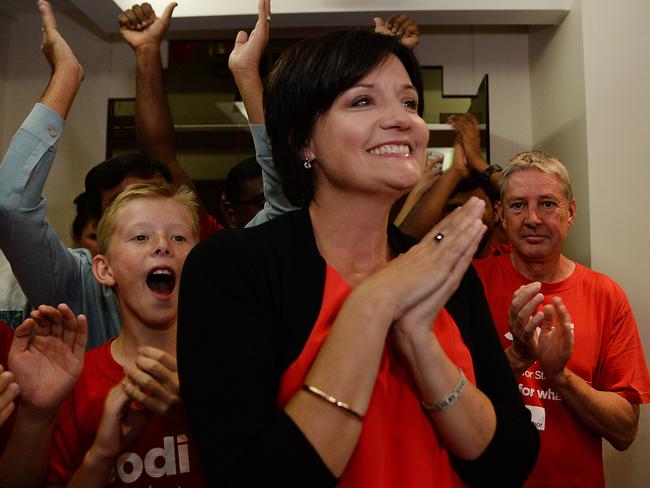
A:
[
  {"left": 580, "top": 1, "right": 650, "bottom": 486},
  {"left": 1, "top": 11, "right": 533, "bottom": 245},
  {"left": 2, "top": 4, "right": 649, "bottom": 486},
  {"left": 0, "top": 14, "right": 11, "bottom": 145},
  {"left": 417, "top": 28, "right": 533, "bottom": 164},
  {"left": 0, "top": 9, "right": 135, "bottom": 245},
  {"left": 530, "top": 1, "right": 650, "bottom": 485},
  {"left": 529, "top": 2, "right": 591, "bottom": 267}
]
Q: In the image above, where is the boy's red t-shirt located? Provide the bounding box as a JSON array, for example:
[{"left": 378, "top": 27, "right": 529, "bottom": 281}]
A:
[{"left": 47, "top": 339, "right": 206, "bottom": 487}]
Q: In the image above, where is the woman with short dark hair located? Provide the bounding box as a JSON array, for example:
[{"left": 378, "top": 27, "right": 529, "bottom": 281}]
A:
[{"left": 178, "top": 26, "right": 538, "bottom": 488}]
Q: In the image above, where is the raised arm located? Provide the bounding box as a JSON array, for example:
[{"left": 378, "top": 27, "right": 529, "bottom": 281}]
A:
[
  {"left": 38, "top": 0, "right": 84, "bottom": 118},
  {"left": 229, "top": 0, "right": 299, "bottom": 225},
  {"left": 398, "top": 142, "right": 470, "bottom": 239},
  {"left": 227, "top": 0, "right": 269, "bottom": 125},
  {"left": 0, "top": 304, "right": 87, "bottom": 488},
  {"left": 0, "top": 0, "right": 86, "bottom": 312},
  {"left": 373, "top": 14, "right": 421, "bottom": 50},
  {"left": 399, "top": 113, "right": 497, "bottom": 240},
  {"left": 119, "top": 2, "right": 200, "bottom": 196},
  {"left": 449, "top": 113, "right": 502, "bottom": 196},
  {"left": 392, "top": 153, "right": 442, "bottom": 226}
]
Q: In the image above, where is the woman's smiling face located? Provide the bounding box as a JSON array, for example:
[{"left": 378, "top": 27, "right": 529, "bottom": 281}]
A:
[{"left": 307, "top": 54, "right": 429, "bottom": 201}]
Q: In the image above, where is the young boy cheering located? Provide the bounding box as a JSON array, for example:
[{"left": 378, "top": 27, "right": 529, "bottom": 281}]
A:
[{"left": 47, "top": 182, "right": 206, "bottom": 487}]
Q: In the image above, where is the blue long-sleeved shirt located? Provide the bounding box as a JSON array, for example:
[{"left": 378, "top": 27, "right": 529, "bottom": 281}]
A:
[
  {"left": 0, "top": 103, "right": 121, "bottom": 348},
  {"left": 0, "top": 107, "right": 293, "bottom": 349}
]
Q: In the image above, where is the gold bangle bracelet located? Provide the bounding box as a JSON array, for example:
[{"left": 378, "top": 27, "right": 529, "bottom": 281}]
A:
[{"left": 302, "top": 384, "right": 364, "bottom": 421}]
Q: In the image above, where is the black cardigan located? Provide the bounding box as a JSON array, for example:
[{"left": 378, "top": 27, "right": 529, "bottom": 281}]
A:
[{"left": 178, "top": 208, "right": 539, "bottom": 487}]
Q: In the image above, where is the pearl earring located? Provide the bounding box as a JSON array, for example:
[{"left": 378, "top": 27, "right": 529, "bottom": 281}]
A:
[{"left": 303, "top": 157, "right": 312, "bottom": 169}]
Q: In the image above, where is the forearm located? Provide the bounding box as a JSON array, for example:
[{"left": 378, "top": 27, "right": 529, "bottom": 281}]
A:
[
  {"left": 285, "top": 288, "right": 395, "bottom": 476},
  {"left": 549, "top": 367, "right": 639, "bottom": 450},
  {"left": 0, "top": 104, "right": 78, "bottom": 307},
  {"left": 399, "top": 330, "right": 496, "bottom": 459},
  {"left": 135, "top": 43, "right": 176, "bottom": 163},
  {"left": 399, "top": 169, "right": 463, "bottom": 239},
  {"left": 67, "top": 447, "right": 114, "bottom": 488},
  {"left": 233, "top": 71, "right": 265, "bottom": 124},
  {"left": 39, "top": 66, "right": 82, "bottom": 120},
  {"left": 245, "top": 124, "right": 298, "bottom": 226},
  {"left": 393, "top": 172, "right": 439, "bottom": 227},
  {"left": 466, "top": 154, "right": 501, "bottom": 194},
  {"left": 446, "top": 267, "right": 540, "bottom": 486},
  {"left": 0, "top": 408, "right": 57, "bottom": 487},
  {"left": 134, "top": 43, "right": 199, "bottom": 199}
]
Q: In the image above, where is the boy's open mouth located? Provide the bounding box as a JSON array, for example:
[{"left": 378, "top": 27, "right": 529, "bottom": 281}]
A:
[{"left": 146, "top": 267, "right": 176, "bottom": 296}]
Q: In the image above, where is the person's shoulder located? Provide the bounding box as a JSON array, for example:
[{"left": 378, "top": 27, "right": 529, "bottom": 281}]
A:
[
  {"left": 84, "top": 340, "right": 110, "bottom": 360},
  {"left": 574, "top": 263, "right": 629, "bottom": 302},
  {"left": 81, "top": 340, "right": 121, "bottom": 383},
  {"left": 186, "top": 209, "right": 315, "bottom": 277},
  {"left": 240, "top": 208, "right": 311, "bottom": 243},
  {"left": 472, "top": 251, "right": 509, "bottom": 275},
  {"left": 193, "top": 209, "right": 310, "bottom": 258}
]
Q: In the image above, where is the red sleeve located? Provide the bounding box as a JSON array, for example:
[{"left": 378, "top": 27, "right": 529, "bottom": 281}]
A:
[
  {"left": 595, "top": 281, "right": 650, "bottom": 404},
  {"left": 0, "top": 322, "right": 15, "bottom": 450},
  {"left": 0, "top": 321, "right": 12, "bottom": 368},
  {"left": 199, "top": 210, "right": 225, "bottom": 241}
]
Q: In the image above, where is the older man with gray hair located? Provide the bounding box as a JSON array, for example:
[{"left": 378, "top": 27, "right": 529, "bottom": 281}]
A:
[{"left": 473, "top": 150, "right": 650, "bottom": 487}]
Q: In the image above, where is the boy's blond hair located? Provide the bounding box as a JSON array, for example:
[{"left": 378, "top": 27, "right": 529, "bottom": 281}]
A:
[{"left": 96, "top": 182, "right": 199, "bottom": 255}]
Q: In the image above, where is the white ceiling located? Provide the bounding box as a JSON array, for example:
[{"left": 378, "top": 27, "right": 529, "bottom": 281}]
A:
[{"left": 0, "top": 1, "right": 570, "bottom": 34}]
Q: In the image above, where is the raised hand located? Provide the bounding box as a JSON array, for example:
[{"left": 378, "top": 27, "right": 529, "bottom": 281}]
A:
[
  {"left": 122, "top": 347, "right": 184, "bottom": 428},
  {"left": 38, "top": 0, "right": 83, "bottom": 81},
  {"left": 537, "top": 297, "right": 574, "bottom": 377},
  {"left": 448, "top": 114, "right": 484, "bottom": 170},
  {"left": 0, "top": 365, "right": 19, "bottom": 427},
  {"left": 448, "top": 142, "right": 471, "bottom": 180},
  {"left": 508, "top": 282, "right": 545, "bottom": 368},
  {"left": 119, "top": 2, "right": 177, "bottom": 50},
  {"left": 86, "top": 384, "right": 150, "bottom": 465},
  {"left": 228, "top": 0, "right": 270, "bottom": 123},
  {"left": 228, "top": 0, "right": 271, "bottom": 79},
  {"left": 422, "top": 152, "right": 444, "bottom": 183},
  {"left": 373, "top": 14, "right": 420, "bottom": 50},
  {"left": 8, "top": 304, "right": 87, "bottom": 418}
]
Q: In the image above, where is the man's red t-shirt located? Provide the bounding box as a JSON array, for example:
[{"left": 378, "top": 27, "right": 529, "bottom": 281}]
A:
[{"left": 474, "top": 254, "right": 650, "bottom": 487}]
